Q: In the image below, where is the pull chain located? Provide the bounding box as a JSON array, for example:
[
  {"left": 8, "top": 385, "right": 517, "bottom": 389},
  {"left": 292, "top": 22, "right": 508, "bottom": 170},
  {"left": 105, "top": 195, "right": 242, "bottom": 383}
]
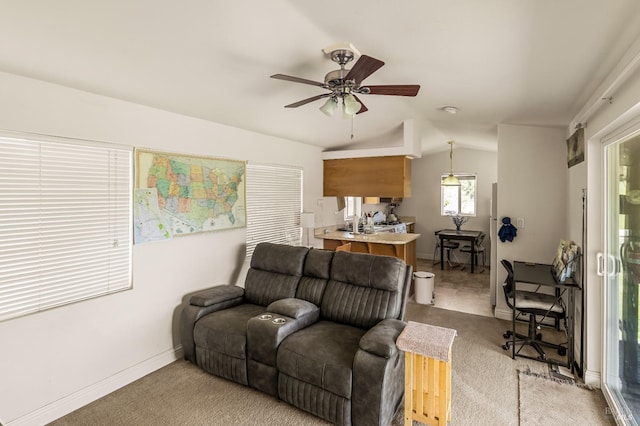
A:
[{"left": 350, "top": 116, "right": 354, "bottom": 140}]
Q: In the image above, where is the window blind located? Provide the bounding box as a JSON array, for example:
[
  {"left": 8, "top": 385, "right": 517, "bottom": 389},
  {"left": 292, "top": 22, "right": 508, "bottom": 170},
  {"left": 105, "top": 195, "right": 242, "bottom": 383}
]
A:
[
  {"left": 0, "top": 134, "right": 132, "bottom": 321},
  {"left": 245, "top": 163, "right": 302, "bottom": 257}
]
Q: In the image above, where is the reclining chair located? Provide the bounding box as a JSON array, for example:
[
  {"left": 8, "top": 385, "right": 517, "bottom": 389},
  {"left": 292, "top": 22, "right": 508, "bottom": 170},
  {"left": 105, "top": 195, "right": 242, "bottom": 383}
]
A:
[{"left": 500, "top": 259, "right": 567, "bottom": 360}]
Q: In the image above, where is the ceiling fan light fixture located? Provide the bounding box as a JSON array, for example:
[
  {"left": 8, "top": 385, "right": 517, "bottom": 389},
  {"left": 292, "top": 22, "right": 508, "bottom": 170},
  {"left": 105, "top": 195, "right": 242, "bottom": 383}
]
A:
[
  {"left": 342, "top": 94, "right": 361, "bottom": 117},
  {"left": 319, "top": 97, "right": 338, "bottom": 117},
  {"left": 442, "top": 106, "right": 459, "bottom": 114}
]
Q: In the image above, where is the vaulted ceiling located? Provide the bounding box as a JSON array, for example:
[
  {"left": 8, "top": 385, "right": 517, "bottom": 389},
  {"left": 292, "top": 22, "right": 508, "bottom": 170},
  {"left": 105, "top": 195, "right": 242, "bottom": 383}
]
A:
[{"left": 1, "top": 1, "right": 639, "bottom": 154}]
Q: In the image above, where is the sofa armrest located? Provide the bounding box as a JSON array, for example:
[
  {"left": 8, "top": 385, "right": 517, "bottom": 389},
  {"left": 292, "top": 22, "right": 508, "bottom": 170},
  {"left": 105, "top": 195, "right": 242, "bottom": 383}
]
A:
[
  {"left": 267, "top": 298, "right": 319, "bottom": 321},
  {"left": 353, "top": 318, "right": 407, "bottom": 425},
  {"left": 359, "top": 318, "right": 407, "bottom": 359},
  {"left": 181, "top": 285, "right": 245, "bottom": 363},
  {"left": 189, "top": 284, "right": 244, "bottom": 307},
  {"left": 248, "top": 299, "right": 320, "bottom": 369}
]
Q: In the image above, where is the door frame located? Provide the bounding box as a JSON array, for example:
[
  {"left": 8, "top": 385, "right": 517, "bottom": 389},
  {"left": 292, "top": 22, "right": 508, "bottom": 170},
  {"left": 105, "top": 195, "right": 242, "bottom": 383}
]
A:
[{"left": 599, "top": 116, "right": 640, "bottom": 425}]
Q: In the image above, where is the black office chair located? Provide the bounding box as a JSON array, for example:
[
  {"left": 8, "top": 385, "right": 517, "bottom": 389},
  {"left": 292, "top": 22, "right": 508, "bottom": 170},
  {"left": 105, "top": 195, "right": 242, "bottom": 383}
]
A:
[
  {"left": 433, "top": 232, "right": 460, "bottom": 268},
  {"left": 460, "top": 232, "right": 486, "bottom": 272},
  {"left": 500, "top": 259, "right": 567, "bottom": 360}
]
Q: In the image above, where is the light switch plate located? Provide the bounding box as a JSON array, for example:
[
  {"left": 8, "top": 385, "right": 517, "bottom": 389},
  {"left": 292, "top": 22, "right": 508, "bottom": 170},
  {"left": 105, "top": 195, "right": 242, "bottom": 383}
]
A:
[{"left": 516, "top": 218, "right": 525, "bottom": 228}]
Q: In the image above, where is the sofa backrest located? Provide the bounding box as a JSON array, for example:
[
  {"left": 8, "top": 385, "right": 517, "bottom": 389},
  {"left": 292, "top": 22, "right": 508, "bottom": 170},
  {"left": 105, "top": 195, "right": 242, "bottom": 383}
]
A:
[
  {"left": 295, "top": 248, "right": 335, "bottom": 306},
  {"left": 244, "top": 242, "right": 310, "bottom": 306},
  {"left": 321, "top": 251, "right": 408, "bottom": 329}
]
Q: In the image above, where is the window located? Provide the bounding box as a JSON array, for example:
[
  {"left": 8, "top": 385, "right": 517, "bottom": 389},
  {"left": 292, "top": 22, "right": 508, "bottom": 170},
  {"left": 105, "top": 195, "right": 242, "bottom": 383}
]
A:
[
  {"left": 0, "top": 133, "right": 132, "bottom": 321},
  {"left": 441, "top": 174, "right": 477, "bottom": 216},
  {"left": 245, "top": 163, "right": 302, "bottom": 257},
  {"left": 343, "top": 196, "right": 362, "bottom": 221}
]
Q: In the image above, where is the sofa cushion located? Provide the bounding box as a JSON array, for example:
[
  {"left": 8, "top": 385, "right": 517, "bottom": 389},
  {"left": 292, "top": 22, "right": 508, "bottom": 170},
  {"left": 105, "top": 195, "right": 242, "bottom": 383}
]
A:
[
  {"left": 321, "top": 251, "right": 406, "bottom": 328},
  {"left": 245, "top": 243, "right": 310, "bottom": 306},
  {"left": 193, "top": 304, "right": 265, "bottom": 359},
  {"left": 330, "top": 251, "right": 406, "bottom": 291},
  {"left": 277, "top": 321, "right": 366, "bottom": 399},
  {"left": 296, "top": 249, "right": 334, "bottom": 305},
  {"left": 249, "top": 242, "right": 309, "bottom": 275}
]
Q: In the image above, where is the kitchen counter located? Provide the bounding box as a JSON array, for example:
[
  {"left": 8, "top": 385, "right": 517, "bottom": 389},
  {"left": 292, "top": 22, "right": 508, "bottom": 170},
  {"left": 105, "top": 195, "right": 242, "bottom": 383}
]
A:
[
  {"left": 321, "top": 230, "right": 420, "bottom": 244},
  {"left": 320, "top": 230, "right": 420, "bottom": 272}
]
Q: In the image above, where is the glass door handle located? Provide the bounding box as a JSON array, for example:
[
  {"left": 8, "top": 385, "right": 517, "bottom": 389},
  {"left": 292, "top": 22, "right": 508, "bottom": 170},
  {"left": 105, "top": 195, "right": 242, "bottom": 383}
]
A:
[
  {"left": 597, "top": 252, "right": 620, "bottom": 276},
  {"left": 597, "top": 252, "right": 604, "bottom": 276}
]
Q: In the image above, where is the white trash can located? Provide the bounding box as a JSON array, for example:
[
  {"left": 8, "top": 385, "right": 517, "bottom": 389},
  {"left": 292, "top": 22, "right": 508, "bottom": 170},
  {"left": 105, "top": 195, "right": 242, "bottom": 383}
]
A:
[{"left": 413, "top": 271, "right": 435, "bottom": 305}]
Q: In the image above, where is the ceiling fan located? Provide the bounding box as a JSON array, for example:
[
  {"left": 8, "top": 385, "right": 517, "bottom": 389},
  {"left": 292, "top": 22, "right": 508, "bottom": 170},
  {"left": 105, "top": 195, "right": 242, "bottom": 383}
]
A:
[{"left": 270, "top": 46, "right": 420, "bottom": 117}]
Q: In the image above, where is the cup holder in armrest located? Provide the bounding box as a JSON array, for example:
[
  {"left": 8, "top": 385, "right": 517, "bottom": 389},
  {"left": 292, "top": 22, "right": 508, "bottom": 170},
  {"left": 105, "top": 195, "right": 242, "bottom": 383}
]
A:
[
  {"left": 272, "top": 318, "right": 287, "bottom": 325},
  {"left": 258, "top": 314, "right": 273, "bottom": 320}
]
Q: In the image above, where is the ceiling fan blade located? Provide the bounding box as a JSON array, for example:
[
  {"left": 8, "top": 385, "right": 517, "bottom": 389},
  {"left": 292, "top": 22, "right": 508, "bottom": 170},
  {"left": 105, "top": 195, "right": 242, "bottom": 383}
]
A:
[
  {"left": 366, "top": 85, "right": 420, "bottom": 96},
  {"left": 344, "top": 55, "right": 385, "bottom": 83},
  {"left": 271, "top": 74, "right": 326, "bottom": 87},
  {"left": 353, "top": 95, "right": 368, "bottom": 114},
  {"left": 284, "top": 93, "right": 330, "bottom": 108}
]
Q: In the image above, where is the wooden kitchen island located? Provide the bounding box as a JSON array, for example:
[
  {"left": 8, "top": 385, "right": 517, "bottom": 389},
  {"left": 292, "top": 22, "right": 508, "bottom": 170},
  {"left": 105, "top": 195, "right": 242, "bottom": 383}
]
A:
[{"left": 321, "top": 230, "right": 420, "bottom": 273}]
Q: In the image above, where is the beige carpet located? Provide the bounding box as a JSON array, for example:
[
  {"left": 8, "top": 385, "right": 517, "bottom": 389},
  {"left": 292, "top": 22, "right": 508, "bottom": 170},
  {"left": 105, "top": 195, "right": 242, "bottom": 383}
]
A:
[
  {"left": 518, "top": 369, "right": 615, "bottom": 426},
  {"left": 49, "top": 304, "right": 612, "bottom": 426}
]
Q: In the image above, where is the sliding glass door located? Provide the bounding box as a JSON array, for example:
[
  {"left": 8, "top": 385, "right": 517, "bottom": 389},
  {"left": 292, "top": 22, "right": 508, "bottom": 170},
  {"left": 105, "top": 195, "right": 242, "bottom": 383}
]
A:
[{"left": 603, "top": 130, "right": 640, "bottom": 425}]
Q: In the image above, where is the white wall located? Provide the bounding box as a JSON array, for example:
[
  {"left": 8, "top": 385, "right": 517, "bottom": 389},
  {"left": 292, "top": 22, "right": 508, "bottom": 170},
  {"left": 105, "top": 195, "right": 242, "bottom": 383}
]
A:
[
  {"left": 397, "top": 148, "right": 497, "bottom": 262},
  {"left": 0, "top": 71, "right": 324, "bottom": 425},
  {"left": 494, "top": 124, "right": 568, "bottom": 317}
]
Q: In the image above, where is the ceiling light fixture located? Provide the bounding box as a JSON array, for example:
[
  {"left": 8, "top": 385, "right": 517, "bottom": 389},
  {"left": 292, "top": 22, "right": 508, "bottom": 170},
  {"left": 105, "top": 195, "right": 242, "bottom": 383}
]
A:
[
  {"left": 343, "top": 94, "right": 362, "bottom": 117},
  {"left": 318, "top": 93, "right": 362, "bottom": 118},
  {"left": 442, "top": 140, "right": 461, "bottom": 186},
  {"left": 319, "top": 97, "right": 338, "bottom": 116},
  {"left": 441, "top": 106, "right": 459, "bottom": 114}
]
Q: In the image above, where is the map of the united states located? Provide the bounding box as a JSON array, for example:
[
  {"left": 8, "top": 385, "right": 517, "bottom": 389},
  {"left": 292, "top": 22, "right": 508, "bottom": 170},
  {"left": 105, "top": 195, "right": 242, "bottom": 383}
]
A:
[{"left": 134, "top": 150, "right": 246, "bottom": 243}]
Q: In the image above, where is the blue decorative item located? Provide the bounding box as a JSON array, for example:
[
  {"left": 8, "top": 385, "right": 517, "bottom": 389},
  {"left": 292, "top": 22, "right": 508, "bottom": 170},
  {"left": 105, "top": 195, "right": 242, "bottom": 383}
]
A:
[{"left": 498, "top": 217, "right": 518, "bottom": 242}]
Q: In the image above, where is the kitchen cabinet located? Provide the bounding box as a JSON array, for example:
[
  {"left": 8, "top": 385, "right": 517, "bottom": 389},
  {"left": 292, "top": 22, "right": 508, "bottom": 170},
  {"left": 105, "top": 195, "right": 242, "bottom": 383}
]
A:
[{"left": 323, "top": 156, "right": 411, "bottom": 197}]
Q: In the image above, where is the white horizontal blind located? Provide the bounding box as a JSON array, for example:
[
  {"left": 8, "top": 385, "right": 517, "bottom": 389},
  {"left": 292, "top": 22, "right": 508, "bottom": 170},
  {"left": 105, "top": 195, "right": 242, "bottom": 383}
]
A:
[
  {"left": 0, "top": 134, "right": 132, "bottom": 321},
  {"left": 246, "top": 163, "right": 302, "bottom": 257}
]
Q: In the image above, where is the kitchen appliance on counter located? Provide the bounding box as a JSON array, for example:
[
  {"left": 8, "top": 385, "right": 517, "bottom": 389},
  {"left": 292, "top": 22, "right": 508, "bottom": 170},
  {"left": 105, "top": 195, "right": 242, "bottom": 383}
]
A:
[
  {"left": 337, "top": 221, "right": 406, "bottom": 234},
  {"left": 386, "top": 202, "right": 400, "bottom": 223}
]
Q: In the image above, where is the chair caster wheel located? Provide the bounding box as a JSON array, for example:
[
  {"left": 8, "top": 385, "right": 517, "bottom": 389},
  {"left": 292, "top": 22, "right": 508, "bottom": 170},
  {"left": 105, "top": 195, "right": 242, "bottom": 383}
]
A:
[
  {"left": 503, "top": 331, "right": 512, "bottom": 338},
  {"left": 558, "top": 347, "right": 567, "bottom": 356},
  {"left": 501, "top": 344, "right": 509, "bottom": 351}
]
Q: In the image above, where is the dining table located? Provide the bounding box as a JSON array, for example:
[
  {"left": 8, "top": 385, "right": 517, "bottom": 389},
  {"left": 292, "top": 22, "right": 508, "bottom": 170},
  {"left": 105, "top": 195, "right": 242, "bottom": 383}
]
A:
[{"left": 435, "top": 229, "right": 484, "bottom": 273}]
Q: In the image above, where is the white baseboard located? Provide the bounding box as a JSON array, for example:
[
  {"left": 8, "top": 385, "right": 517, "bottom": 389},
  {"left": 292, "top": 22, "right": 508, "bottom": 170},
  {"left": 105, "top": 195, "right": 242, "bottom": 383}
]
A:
[
  {"left": 584, "top": 369, "right": 601, "bottom": 388},
  {"left": 7, "top": 346, "right": 183, "bottom": 426},
  {"left": 494, "top": 307, "right": 512, "bottom": 321}
]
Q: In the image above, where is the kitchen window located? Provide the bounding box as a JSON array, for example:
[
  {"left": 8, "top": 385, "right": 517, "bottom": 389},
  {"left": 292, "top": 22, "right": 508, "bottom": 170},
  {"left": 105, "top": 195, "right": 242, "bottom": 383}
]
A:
[
  {"left": 441, "top": 174, "right": 477, "bottom": 216},
  {"left": 0, "top": 132, "right": 132, "bottom": 321},
  {"left": 344, "top": 196, "right": 362, "bottom": 220}
]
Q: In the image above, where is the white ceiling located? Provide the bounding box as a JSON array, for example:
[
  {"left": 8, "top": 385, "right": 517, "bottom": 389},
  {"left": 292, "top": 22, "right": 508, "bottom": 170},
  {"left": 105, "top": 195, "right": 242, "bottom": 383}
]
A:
[{"left": 1, "top": 0, "right": 639, "bottom": 154}]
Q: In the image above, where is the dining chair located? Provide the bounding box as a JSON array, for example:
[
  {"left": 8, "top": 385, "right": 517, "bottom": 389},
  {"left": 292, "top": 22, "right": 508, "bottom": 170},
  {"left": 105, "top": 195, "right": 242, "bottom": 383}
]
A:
[
  {"left": 460, "top": 232, "right": 486, "bottom": 273},
  {"left": 432, "top": 232, "right": 460, "bottom": 268}
]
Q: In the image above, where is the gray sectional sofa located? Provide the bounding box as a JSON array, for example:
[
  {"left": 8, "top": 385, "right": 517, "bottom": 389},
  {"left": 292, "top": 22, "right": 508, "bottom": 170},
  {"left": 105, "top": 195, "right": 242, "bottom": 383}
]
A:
[{"left": 180, "top": 242, "right": 412, "bottom": 426}]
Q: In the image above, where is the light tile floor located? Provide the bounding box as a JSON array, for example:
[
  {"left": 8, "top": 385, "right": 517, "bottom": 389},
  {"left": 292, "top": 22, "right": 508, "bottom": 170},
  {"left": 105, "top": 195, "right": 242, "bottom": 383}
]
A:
[{"left": 412, "top": 258, "right": 495, "bottom": 318}]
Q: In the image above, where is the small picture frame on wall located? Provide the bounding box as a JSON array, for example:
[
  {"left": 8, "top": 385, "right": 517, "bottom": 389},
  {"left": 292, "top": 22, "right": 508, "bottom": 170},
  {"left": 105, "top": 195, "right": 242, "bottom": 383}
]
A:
[{"left": 567, "top": 127, "right": 585, "bottom": 168}]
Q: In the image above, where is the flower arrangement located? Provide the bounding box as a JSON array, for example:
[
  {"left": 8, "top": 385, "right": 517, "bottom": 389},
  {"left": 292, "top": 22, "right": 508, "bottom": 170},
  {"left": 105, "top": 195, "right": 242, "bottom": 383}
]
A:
[{"left": 451, "top": 215, "right": 468, "bottom": 231}]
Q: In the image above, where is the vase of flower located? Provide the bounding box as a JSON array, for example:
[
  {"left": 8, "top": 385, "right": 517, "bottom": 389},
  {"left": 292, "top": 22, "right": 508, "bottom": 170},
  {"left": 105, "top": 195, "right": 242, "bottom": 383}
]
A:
[{"left": 452, "top": 215, "right": 468, "bottom": 232}]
